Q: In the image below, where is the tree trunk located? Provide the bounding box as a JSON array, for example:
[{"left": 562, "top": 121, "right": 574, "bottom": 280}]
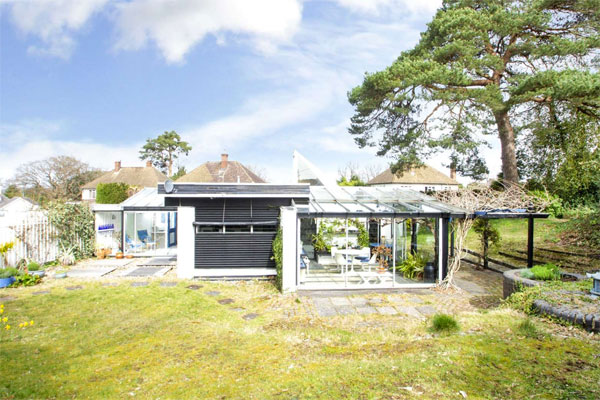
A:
[{"left": 493, "top": 110, "right": 519, "bottom": 184}]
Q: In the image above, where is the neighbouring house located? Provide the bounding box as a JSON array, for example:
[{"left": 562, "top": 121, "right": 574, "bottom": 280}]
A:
[
  {"left": 367, "top": 165, "right": 459, "bottom": 192},
  {"left": 176, "top": 153, "right": 266, "bottom": 183},
  {"left": 0, "top": 196, "right": 38, "bottom": 216},
  {"left": 81, "top": 161, "right": 168, "bottom": 202}
]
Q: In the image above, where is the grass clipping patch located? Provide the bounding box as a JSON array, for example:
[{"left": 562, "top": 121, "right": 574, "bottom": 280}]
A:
[{"left": 430, "top": 313, "right": 460, "bottom": 334}]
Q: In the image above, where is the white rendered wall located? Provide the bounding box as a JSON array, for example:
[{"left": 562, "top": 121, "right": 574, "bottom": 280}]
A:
[
  {"left": 280, "top": 206, "right": 298, "bottom": 293},
  {"left": 176, "top": 206, "right": 195, "bottom": 279}
]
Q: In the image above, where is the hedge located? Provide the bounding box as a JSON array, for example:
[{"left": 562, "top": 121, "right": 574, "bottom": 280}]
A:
[{"left": 96, "top": 183, "right": 129, "bottom": 204}]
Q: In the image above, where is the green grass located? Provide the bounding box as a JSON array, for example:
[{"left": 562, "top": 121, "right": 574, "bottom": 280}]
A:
[
  {"left": 430, "top": 313, "right": 459, "bottom": 333},
  {"left": 1, "top": 281, "right": 600, "bottom": 399}
]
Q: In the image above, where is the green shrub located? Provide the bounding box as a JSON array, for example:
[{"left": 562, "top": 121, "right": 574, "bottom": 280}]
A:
[
  {"left": 517, "top": 319, "right": 543, "bottom": 339},
  {"left": 430, "top": 313, "right": 459, "bottom": 333},
  {"left": 504, "top": 284, "right": 545, "bottom": 314},
  {"left": 27, "top": 261, "right": 41, "bottom": 271},
  {"left": 272, "top": 227, "right": 283, "bottom": 292},
  {"left": 398, "top": 252, "right": 426, "bottom": 279},
  {"left": 530, "top": 263, "right": 560, "bottom": 281},
  {"left": 46, "top": 202, "right": 95, "bottom": 259},
  {"left": 529, "top": 190, "right": 565, "bottom": 218},
  {"left": 0, "top": 267, "right": 18, "bottom": 279},
  {"left": 96, "top": 182, "right": 130, "bottom": 204},
  {"left": 10, "top": 274, "right": 41, "bottom": 287}
]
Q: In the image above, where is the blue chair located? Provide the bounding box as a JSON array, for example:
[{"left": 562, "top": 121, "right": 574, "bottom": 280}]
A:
[
  {"left": 125, "top": 234, "right": 142, "bottom": 253},
  {"left": 137, "top": 229, "right": 156, "bottom": 249}
]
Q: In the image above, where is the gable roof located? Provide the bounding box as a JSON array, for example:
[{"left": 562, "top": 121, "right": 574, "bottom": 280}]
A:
[
  {"left": 176, "top": 161, "right": 266, "bottom": 183},
  {"left": 82, "top": 166, "right": 168, "bottom": 189},
  {"left": 367, "top": 165, "right": 459, "bottom": 186},
  {"left": 0, "top": 196, "right": 37, "bottom": 210}
]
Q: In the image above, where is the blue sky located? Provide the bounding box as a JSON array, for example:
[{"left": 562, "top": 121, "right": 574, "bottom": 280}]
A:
[{"left": 0, "top": 0, "right": 501, "bottom": 184}]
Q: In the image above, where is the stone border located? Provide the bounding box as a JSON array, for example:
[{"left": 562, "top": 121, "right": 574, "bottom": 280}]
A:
[
  {"left": 533, "top": 299, "right": 600, "bottom": 333},
  {"left": 502, "top": 269, "right": 586, "bottom": 299}
]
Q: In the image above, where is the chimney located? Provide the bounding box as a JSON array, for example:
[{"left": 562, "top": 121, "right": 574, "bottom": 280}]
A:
[
  {"left": 146, "top": 160, "right": 152, "bottom": 168},
  {"left": 114, "top": 161, "right": 121, "bottom": 172},
  {"left": 220, "top": 153, "right": 228, "bottom": 169},
  {"left": 450, "top": 164, "right": 456, "bottom": 180}
]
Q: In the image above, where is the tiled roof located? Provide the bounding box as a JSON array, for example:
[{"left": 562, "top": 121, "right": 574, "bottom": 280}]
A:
[
  {"left": 176, "top": 161, "right": 266, "bottom": 183},
  {"left": 82, "top": 166, "right": 168, "bottom": 189},
  {"left": 368, "top": 165, "right": 458, "bottom": 185}
]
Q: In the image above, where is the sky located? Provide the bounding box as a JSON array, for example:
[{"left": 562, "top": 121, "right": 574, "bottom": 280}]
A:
[{"left": 0, "top": 0, "right": 502, "bottom": 185}]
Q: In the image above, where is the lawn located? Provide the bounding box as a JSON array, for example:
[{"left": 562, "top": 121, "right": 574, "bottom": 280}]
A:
[{"left": 1, "top": 279, "right": 599, "bottom": 399}]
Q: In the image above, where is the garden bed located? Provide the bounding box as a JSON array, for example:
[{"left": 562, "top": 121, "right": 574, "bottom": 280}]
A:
[{"left": 503, "top": 268, "right": 586, "bottom": 298}]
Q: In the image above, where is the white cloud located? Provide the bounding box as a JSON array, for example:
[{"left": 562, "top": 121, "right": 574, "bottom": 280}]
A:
[
  {"left": 113, "top": 0, "right": 303, "bottom": 63},
  {"left": 0, "top": 120, "right": 142, "bottom": 182},
  {"left": 4, "top": 0, "right": 108, "bottom": 59},
  {"left": 334, "top": 0, "right": 442, "bottom": 16}
]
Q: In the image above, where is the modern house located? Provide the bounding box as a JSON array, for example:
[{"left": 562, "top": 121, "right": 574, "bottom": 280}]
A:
[
  {"left": 82, "top": 161, "right": 168, "bottom": 202},
  {"left": 367, "top": 165, "right": 459, "bottom": 192},
  {"left": 176, "top": 154, "right": 265, "bottom": 183}
]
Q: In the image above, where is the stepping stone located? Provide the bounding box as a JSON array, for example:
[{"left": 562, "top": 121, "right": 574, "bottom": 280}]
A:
[
  {"left": 32, "top": 290, "right": 50, "bottom": 295},
  {"left": 330, "top": 297, "right": 351, "bottom": 306},
  {"left": 186, "top": 284, "right": 203, "bottom": 290},
  {"left": 416, "top": 306, "right": 437, "bottom": 316},
  {"left": 349, "top": 297, "right": 368, "bottom": 306},
  {"left": 409, "top": 296, "right": 424, "bottom": 304},
  {"left": 205, "top": 291, "right": 220, "bottom": 296},
  {"left": 242, "top": 313, "right": 259, "bottom": 321},
  {"left": 356, "top": 306, "right": 376, "bottom": 315},
  {"left": 102, "top": 283, "right": 119, "bottom": 287},
  {"left": 139, "top": 257, "right": 177, "bottom": 266},
  {"left": 368, "top": 298, "right": 383, "bottom": 304},
  {"left": 130, "top": 282, "right": 148, "bottom": 287},
  {"left": 312, "top": 298, "right": 333, "bottom": 307},
  {"left": 160, "top": 282, "right": 178, "bottom": 287},
  {"left": 315, "top": 306, "right": 337, "bottom": 317},
  {"left": 67, "top": 267, "right": 115, "bottom": 278},
  {"left": 230, "top": 307, "right": 245, "bottom": 312},
  {"left": 335, "top": 305, "right": 356, "bottom": 316},
  {"left": 396, "top": 306, "right": 423, "bottom": 319},
  {"left": 65, "top": 286, "right": 83, "bottom": 291},
  {"left": 124, "top": 267, "right": 169, "bottom": 277},
  {"left": 0, "top": 296, "right": 17, "bottom": 302},
  {"left": 218, "top": 298, "right": 234, "bottom": 305},
  {"left": 376, "top": 306, "right": 398, "bottom": 315}
]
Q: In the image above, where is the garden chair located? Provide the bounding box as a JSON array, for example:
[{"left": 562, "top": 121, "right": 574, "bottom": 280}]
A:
[
  {"left": 137, "top": 229, "right": 156, "bottom": 250},
  {"left": 125, "top": 235, "right": 142, "bottom": 253}
]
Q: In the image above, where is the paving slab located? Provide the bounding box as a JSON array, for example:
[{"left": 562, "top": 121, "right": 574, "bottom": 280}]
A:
[
  {"left": 376, "top": 306, "right": 398, "bottom": 315},
  {"left": 330, "top": 297, "right": 351, "bottom": 306},
  {"left": 83, "top": 259, "right": 134, "bottom": 267},
  {"left": 186, "top": 284, "right": 203, "bottom": 290},
  {"left": 416, "top": 305, "right": 437, "bottom": 316},
  {"left": 349, "top": 297, "right": 368, "bottom": 306},
  {"left": 138, "top": 257, "right": 177, "bottom": 266},
  {"left": 32, "top": 290, "right": 50, "bottom": 295},
  {"left": 409, "top": 296, "right": 425, "bottom": 304},
  {"left": 205, "top": 290, "right": 220, "bottom": 296},
  {"left": 67, "top": 267, "right": 116, "bottom": 278},
  {"left": 312, "top": 298, "right": 333, "bottom": 307},
  {"left": 130, "top": 282, "right": 149, "bottom": 287},
  {"left": 102, "top": 282, "right": 119, "bottom": 287},
  {"left": 218, "top": 298, "right": 235, "bottom": 305},
  {"left": 356, "top": 306, "right": 376, "bottom": 315},
  {"left": 230, "top": 307, "right": 245, "bottom": 312},
  {"left": 315, "top": 306, "right": 338, "bottom": 317},
  {"left": 455, "top": 278, "right": 488, "bottom": 295},
  {"left": 367, "top": 298, "right": 383, "bottom": 304},
  {"left": 160, "top": 282, "right": 178, "bottom": 287},
  {"left": 65, "top": 285, "right": 83, "bottom": 291},
  {"left": 0, "top": 296, "right": 17, "bottom": 302},
  {"left": 335, "top": 305, "right": 356, "bottom": 315},
  {"left": 395, "top": 306, "right": 423, "bottom": 319},
  {"left": 124, "top": 267, "right": 171, "bottom": 277},
  {"left": 242, "top": 313, "right": 259, "bottom": 321}
]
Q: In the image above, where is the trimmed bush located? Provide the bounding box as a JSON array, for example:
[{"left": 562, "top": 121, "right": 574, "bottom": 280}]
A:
[
  {"left": 96, "top": 183, "right": 129, "bottom": 204},
  {"left": 430, "top": 313, "right": 459, "bottom": 333},
  {"left": 27, "top": 262, "right": 41, "bottom": 271}
]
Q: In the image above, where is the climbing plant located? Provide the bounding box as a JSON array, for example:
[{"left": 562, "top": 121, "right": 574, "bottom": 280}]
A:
[
  {"left": 272, "top": 227, "right": 283, "bottom": 292},
  {"left": 46, "top": 202, "right": 95, "bottom": 260}
]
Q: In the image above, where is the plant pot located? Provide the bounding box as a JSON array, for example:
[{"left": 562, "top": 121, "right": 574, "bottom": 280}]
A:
[
  {"left": 0, "top": 276, "right": 16, "bottom": 288},
  {"left": 30, "top": 270, "right": 45, "bottom": 278},
  {"left": 54, "top": 272, "right": 67, "bottom": 279},
  {"left": 424, "top": 262, "right": 436, "bottom": 283},
  {"left": 125, "top": 254, "right": 134, "bottom": 259},
  {"left": 115, "top": 252, "right": 124, "bottom": 259}
]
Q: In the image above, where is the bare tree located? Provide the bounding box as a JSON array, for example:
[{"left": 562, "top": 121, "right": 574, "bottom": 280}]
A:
[
  {"left": 10, "top": 156, "right": 102, "bottom": 202},
  {"left": 434, "top": 184, "right": 548, "bottom": 290},
  {"left": 245, "top": 164, "right": 269, "bottom": 182},
  {"left": 337, "top": 161, "right": 386, "bottom": 184}
]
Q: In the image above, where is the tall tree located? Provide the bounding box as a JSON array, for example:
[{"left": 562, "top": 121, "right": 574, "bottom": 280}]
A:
[
  {"left": 9, "top": 156, "right": 102, "bottom": 202},
  {"left": 3, "top": 184, "right": 21, "bottom": 198},
  {"left": 139, "top": 131, "right": 192, "bottom": 177},
  {"left": 348, "top": 0, "right": 600, "bottom": 183}
]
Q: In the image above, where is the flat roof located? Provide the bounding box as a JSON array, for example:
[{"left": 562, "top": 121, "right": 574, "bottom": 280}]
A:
[{"left": 158, "top": 183, "right": 310, "bottom": 198}]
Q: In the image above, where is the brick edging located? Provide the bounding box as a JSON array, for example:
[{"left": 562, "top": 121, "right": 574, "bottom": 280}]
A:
[{"left": 533, "top": 299, "right": 600, "bottom": 333}]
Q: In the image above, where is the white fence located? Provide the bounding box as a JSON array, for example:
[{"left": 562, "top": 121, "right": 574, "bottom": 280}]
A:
[{"left": 0, "top": 211, "right": 60, "bottom": 267}]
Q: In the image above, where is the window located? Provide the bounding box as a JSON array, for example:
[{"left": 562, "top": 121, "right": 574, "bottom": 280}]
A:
[
  {"left": 196, "top": 225, "right": 223, "bottom": 233},
  {"left": 225, "top": 225, "right": 251, "bottom": 233},
  {"left": 252, "top": 225, "right": 278, "bottom": 233}
]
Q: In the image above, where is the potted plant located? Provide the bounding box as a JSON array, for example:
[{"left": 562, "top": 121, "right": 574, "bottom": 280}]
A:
[
  {"left": 398, "top": 252, "right": 427, "bottom": 280},
  {"left": 26, "top": 261, "right": 45, "bottom": 278},
  {"left": 54, "top": 270, "right": 68, "bottom": 279},
  {"left": 0, "top": 267, "right": 18, "bottom": 288},
  {"left": 58, "top": 244, "right": 76, "bottom": 266},
  {"left": 372, "top": 245, "right": 392, "bottom": 273}
]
